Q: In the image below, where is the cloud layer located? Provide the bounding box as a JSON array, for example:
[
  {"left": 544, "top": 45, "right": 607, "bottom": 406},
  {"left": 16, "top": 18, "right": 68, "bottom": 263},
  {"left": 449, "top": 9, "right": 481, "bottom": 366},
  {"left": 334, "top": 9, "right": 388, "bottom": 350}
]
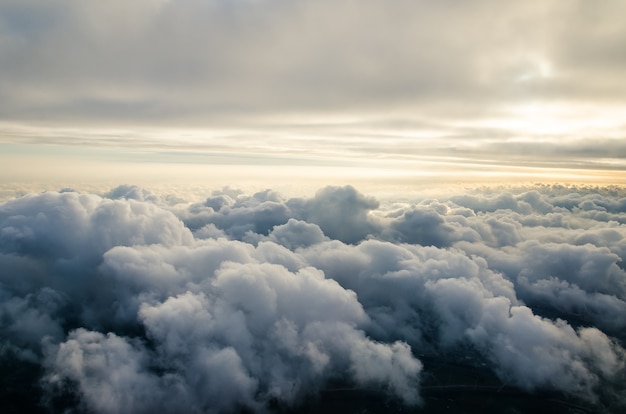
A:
[
  {"left": 2, "top": 0, "right": 625, "bottom": 120},
  {"left": 1, "top": 184, "right": 625, "bottom": 412},
  {"left": 1, "top": 0, "right": 625, "bottom": 181}
]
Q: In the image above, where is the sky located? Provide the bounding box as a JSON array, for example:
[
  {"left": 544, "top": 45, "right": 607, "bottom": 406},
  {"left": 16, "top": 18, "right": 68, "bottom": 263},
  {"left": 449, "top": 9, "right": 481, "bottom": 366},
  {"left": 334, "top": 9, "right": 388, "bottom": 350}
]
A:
[
  {"left": 2, "top": 2, "right": 626, "bottom": 414},
  {"left": 1, "top": 0, "right": 626, "bottom": 196}
]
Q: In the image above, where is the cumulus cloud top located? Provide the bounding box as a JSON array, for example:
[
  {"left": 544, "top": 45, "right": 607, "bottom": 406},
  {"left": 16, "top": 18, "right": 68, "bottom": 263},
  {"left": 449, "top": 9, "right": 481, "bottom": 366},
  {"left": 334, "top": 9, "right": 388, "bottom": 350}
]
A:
[{"left": 1, "top": 184, "right": 626, "bottom": 412}]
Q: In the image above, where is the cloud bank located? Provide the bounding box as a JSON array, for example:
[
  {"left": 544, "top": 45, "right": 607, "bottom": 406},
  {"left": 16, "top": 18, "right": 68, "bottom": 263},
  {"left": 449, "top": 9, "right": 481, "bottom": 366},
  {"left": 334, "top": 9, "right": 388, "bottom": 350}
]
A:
[{"left": 1, "top": 184, "right": 626, "bottom": 412}]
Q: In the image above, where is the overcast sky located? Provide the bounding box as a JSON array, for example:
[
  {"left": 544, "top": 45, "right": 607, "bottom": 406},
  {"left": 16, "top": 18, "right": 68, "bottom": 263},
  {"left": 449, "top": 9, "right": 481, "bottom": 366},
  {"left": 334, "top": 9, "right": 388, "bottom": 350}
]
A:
[{"left": 1, "top": 0, "right": 625, "bottom": 192}]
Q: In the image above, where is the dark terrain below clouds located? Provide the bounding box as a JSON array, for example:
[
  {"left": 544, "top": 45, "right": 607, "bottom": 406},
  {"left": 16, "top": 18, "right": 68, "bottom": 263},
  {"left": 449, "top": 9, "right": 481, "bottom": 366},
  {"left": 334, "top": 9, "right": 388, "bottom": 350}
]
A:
[{"left": 1, "top": 184, "right": 625, "bottom": 413}]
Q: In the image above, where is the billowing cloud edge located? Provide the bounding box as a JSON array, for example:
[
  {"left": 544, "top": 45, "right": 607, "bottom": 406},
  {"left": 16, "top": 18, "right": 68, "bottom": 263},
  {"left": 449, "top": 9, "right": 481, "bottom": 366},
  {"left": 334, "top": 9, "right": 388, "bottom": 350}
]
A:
[{"left": 1, "top": 183, "right": 625, "bottom": 412}]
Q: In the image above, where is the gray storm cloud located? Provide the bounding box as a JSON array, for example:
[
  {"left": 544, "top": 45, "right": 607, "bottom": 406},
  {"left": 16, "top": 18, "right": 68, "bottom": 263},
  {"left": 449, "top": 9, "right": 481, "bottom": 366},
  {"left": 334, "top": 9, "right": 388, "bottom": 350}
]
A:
[{"left": 1, "top": 184, "right": 626, "bottom": 412}]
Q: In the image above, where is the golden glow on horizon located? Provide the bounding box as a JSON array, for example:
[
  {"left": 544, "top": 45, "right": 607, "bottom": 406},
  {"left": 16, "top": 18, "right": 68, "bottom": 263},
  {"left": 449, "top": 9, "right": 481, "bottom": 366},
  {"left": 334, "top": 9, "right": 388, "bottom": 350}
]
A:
[
  {"left": 3, "top": 147, "right": 625, "bottom": 196},
  {"left": 1, "top": 98, "right": 625, "bottom": 197}
]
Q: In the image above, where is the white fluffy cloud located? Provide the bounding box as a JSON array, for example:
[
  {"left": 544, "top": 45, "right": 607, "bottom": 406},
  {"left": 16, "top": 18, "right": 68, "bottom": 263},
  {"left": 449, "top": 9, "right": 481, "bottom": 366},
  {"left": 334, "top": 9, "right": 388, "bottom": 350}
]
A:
[{"left": 1, "top": 184, "right": 626, "bottom": 412}]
